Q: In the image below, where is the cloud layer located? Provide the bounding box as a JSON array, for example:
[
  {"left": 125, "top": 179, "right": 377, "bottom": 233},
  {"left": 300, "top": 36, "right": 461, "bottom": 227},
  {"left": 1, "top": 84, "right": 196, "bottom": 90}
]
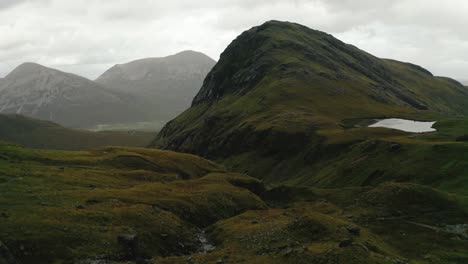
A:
[{"left": 0, "top": 0, "right": 467, "bottom": 81}]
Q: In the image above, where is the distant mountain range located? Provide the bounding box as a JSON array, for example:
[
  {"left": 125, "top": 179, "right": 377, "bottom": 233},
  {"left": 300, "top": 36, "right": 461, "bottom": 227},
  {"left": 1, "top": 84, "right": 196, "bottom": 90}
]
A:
[
  {"left": 0, "top": 51, "right": 215, "bottom": 129},
  {"left": 96, "top": 50, "right": 216, "bottom": 121},
  {"left": 0, "top": 62, "right": 148, "bottom": 128}
]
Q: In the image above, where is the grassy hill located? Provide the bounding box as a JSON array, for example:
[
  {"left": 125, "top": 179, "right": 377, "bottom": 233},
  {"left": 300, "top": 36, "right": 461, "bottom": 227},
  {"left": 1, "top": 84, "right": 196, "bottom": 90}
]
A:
[
  {"left": 0, "top": 142, "right": 466, "bottom": 263},
  {"left": 151, "top": 21, "right": 468, "bottom": 192},
  {"left": 0, "top": 114, "right": 154, "bottom": 150}
]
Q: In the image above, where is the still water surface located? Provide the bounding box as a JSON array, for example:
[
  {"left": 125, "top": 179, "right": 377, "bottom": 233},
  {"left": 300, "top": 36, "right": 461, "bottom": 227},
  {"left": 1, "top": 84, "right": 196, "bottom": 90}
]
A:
[{"left": 369, "top": 118, "right": 436, "bottom": 133}]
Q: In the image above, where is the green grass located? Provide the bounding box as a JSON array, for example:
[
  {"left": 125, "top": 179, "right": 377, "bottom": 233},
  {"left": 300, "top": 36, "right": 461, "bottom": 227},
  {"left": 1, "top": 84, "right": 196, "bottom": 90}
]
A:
[
  {"left": 1, "top": 142, "right": 467, "bottom": 263},
  {"left": 154, "top": 182, "right": 468, "bottom": 264},
  {"left": 0, "top": 142, "right": 266, "bottom": 263}
]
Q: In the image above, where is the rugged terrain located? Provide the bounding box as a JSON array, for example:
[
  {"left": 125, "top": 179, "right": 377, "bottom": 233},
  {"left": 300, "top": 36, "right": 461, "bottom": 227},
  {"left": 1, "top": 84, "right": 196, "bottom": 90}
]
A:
[
  {"left": 0, "top": 63, "right": 148, "bottom": 128},
  {"left": 0, "top": 114, "right": 154, "bottom": 150},
  {"left": 0, "top": 142, "right": 265, "bottom": 263},
  {"left": 0, "top": 142, "right": 465, "bottom": 264},
  {"left": 96, "top": 51, "right": 216, "bottom": 126}
]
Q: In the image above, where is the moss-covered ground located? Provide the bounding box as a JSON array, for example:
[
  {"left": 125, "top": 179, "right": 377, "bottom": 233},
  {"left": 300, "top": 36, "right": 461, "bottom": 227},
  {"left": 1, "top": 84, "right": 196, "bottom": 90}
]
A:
[{"left": 0, "top": 142, "right": 266, "bottom": 263}]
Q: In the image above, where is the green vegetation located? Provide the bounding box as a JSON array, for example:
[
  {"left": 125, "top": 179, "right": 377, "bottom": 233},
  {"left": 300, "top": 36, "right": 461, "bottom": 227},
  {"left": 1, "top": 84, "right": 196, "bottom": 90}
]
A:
[
  {"left": 1, "top": 141, "right": 465, "bottom": 263},
  {"left": 148, "top": 20, "right": 468, "bottom": 263},
  {"left": 0, "top": 114, "right": 155, "bottom": 150},
  {"left": 0, "top": 142, "right": 266, "bottom": 263},
  {"left": 154, "top": 183, "right": 467, "bottom": 264}
]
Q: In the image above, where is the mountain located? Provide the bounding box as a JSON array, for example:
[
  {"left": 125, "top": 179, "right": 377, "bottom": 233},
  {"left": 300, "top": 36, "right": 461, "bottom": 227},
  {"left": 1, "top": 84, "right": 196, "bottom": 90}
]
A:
[
  {"left": 0, "top": 63, "right": 149, "bottom": 128},
  {"left": 0, "top": 114, "right": 155, "bottom": 150},
  {"left": 96, "top": 50, "right": 216, "bottom": 123},
  {"left": 151, "top": 21, "right": 468, "bottom": 186}
]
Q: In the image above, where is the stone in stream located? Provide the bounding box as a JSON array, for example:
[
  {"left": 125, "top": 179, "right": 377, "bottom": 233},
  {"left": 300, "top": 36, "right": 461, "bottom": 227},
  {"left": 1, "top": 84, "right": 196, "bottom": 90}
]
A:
[{"left": 196, "top": 230, "right": 215, "bottom": 253}]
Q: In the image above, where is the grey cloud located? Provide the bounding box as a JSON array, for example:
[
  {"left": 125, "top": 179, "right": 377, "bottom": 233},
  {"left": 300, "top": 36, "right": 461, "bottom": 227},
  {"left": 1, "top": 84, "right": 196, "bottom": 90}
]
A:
[
  {"left": 0, "top": 0, "right": 467, "bottom": 81},
  {"left": 0, "top": 0, "right": 26, "bottom": 9}
]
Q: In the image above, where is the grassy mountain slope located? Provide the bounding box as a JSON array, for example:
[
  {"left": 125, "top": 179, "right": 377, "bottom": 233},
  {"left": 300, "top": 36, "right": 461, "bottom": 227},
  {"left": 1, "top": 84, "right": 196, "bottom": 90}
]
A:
[
  {"left": 0, "top": 114, "right": 154, "bottom": 150},
  {"left": 151, "top": 21, "right": 468, "bottom": 189},
  {"left": 0, "top": 142, "right": 465, "bottom": 263}
]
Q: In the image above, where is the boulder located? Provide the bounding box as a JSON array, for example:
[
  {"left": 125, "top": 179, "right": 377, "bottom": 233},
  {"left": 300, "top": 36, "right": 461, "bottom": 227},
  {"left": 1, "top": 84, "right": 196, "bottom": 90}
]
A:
[{"left": 346, "top": 226, "right": 361, "bottom": 236}]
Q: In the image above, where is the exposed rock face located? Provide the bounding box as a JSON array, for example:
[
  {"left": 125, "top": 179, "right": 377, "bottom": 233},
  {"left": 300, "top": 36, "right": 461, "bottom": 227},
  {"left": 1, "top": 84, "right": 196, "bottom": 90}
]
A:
[
  {"left": 96, "top": 50, "right": 216, "bottom": 122},
  {"left": 0, "top": 63, "right": 147, "bottom": 128}
]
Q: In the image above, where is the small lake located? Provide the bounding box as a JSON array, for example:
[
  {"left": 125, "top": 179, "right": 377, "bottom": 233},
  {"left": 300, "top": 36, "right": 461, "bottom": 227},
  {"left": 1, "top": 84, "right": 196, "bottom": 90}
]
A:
[{"left": 369, "top": 118, "right": 436, "bottom": 133}]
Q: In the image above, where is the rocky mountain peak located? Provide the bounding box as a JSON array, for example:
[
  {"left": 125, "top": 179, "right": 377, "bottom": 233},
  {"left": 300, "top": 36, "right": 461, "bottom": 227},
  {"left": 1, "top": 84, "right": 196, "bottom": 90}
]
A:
[
  {"left": 191, "top": 21, "right": 339, "bottom": 105},
  {"left": 96, "top": 50, "right": 215, "bottom": 83},
  {"left": 5, "top": 62, "right": 51, "bottom": 79},
  {"left": 191, "top": 20, "right": 444, "bottom": 108}
]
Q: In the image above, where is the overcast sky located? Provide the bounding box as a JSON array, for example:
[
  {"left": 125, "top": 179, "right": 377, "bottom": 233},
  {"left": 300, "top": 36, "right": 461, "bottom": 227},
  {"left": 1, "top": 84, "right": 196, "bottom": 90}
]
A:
[{"left": 0, "top": 0, "right": 467, "bottom": 81}]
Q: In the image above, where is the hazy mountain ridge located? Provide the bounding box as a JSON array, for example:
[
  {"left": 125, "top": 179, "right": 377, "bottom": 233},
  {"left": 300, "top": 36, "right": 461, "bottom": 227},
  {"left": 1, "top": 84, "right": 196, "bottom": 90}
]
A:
[
  {"left": 97, "top": 50, "right": 215, "bottom": 84},
  {"left": 0, "top": 62, "right": 148, "bottom": 128},
  {"left": 0, "top": 51, "right": 215, "bottom": 129},
  {"left": 96, "top": 50, "right": 216, "bottom": 121}
]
